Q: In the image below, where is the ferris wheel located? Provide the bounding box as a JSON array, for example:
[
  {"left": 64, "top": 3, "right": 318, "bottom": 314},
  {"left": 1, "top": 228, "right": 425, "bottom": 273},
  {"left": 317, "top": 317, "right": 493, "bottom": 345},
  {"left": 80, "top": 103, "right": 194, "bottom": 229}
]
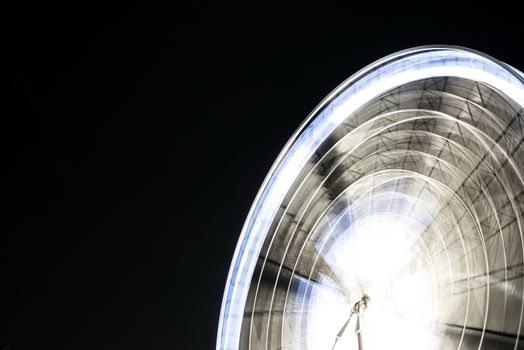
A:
[{"left": 218, "top": 46, "right": 524, "bottom": 350}]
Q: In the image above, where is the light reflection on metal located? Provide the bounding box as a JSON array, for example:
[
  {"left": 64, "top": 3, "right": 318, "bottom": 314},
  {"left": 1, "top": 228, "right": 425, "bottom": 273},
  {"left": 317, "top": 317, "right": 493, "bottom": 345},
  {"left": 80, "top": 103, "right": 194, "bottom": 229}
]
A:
[{"left": 217, "top": 46, "right": 524, "bottom": 350}]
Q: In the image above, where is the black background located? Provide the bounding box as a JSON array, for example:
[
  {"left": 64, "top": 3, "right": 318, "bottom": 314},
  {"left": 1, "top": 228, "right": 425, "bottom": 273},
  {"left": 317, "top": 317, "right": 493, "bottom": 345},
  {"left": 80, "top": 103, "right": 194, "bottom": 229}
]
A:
[{"left": 3, "top": 1, "right": 524, "bottom": 349}]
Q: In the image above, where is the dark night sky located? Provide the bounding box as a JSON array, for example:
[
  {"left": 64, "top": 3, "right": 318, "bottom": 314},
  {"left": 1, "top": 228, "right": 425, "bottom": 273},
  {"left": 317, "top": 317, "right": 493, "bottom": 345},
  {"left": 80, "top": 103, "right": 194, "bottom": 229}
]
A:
[{"left": 3, "top": 1, "right": 524, "bottom": 349}]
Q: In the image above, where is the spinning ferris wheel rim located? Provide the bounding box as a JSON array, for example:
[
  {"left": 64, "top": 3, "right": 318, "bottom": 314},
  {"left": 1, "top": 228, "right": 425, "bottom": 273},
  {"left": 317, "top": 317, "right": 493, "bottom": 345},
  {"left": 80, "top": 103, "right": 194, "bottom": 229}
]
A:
[{"left": 217, "top": 45, "right": 524, "bottom": 350}]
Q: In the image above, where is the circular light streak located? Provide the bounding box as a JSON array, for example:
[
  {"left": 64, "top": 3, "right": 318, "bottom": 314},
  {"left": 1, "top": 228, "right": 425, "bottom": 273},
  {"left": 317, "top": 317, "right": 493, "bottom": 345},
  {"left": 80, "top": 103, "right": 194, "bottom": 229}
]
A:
[{"left": 217, "top": 46, "right": 524, "bottom": 350}]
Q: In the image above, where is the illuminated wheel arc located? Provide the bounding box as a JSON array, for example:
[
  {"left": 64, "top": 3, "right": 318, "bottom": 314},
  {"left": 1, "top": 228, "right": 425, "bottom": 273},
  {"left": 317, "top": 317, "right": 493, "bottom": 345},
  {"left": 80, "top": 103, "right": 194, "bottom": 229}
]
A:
[{"left": 217, "top": 46, "right": 524, "bottom": 350}]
